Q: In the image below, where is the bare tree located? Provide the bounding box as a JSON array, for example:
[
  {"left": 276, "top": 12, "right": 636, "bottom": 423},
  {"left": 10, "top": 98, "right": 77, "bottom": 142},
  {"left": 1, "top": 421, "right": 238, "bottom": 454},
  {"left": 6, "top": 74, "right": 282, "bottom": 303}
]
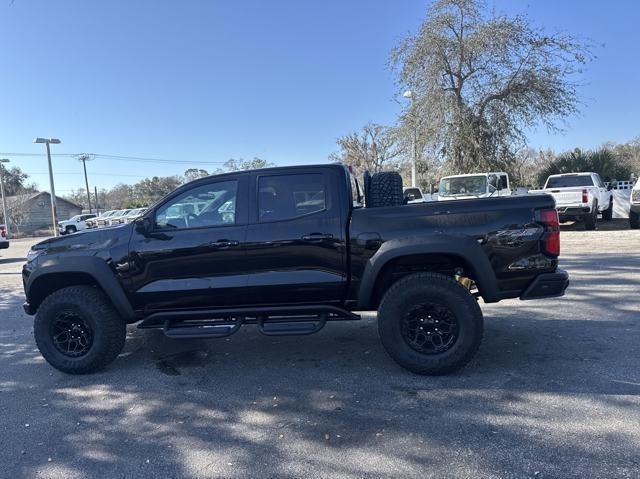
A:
[
  {"left": 329, "top": 123, "right": 405, "bottom": 174},
  {"left": 391, "top": 0, "right": 593, "bottom": 173}
]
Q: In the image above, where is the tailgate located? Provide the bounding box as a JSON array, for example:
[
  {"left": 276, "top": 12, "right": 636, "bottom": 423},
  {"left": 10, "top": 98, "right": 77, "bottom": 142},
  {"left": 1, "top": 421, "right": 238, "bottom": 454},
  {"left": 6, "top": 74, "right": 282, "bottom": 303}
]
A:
[{"left": 546, "top": 189, "right": 584, "bottom": 206}]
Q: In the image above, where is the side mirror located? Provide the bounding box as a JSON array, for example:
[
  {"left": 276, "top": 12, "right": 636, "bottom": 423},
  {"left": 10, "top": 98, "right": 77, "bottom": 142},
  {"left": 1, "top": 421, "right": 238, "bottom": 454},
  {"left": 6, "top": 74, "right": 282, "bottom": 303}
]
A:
[
  {"left": 607, "top": 183, "right": 613, "bottom": 191},
  {"left": 134, "top": 216, "right": 151, "bottom": 234},
  {"left": 499, "top": 177, "right": 508, "bottom": 190}
]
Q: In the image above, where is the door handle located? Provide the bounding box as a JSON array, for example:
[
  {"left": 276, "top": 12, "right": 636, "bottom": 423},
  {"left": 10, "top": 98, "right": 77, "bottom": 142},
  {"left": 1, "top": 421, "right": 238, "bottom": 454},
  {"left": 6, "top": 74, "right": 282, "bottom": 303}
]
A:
[
  {"left": 210, "top": 239, "right": 239, "bottom": 248},
  {"left": 301, "top": 233, "right": 333, "bottom": 242}
]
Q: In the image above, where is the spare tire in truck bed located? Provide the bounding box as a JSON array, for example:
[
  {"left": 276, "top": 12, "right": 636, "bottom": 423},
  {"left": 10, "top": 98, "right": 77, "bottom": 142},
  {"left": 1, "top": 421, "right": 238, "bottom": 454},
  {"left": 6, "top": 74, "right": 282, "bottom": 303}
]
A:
[{"left": 367, "top": 171, "right": 404, "bottom": 208}]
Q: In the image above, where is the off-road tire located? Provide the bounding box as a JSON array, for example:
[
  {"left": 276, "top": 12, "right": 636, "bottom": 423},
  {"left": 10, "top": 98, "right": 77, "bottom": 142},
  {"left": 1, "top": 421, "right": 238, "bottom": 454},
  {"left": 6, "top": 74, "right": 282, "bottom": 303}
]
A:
[
  {"left": 602, "top": 198, "right": 613, "bottom": 221},
  {"left": 377, "top": 272, "right": 483, "bottom": 375},
  {"left": 630, "top": 210, "right": 639, "bottom": 229},
  {"left": 584, "top": 203, "right": 597, "bottom": 230},
  {"left": 367, "top": 171, "right": 404, "bottom": 208},
  {"left": 363, "top": 170, "right": 372, "bottom": 206},
  {"left": 65, "top": 225, "right": 77, "bottom": 234},
  {"left": 34, "top": 286, "right": 126, "bottom": 374}
]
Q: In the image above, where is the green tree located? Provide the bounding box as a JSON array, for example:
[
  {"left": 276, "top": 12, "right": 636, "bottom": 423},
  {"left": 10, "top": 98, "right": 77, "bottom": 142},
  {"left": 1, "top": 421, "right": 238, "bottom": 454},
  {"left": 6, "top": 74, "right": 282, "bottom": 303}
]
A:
[
  {"left": 217, "top": 157, "right": 275, "bottom": 173},
  {"left": 536, "top": 148, "right": 633, "bottom": 185},
  {"left": 391, "top": 0, "right": 593, "bottom": 175},
  {"left": 184, "top": 168, "right": 210, "bottom": 182},
  {"left": 0, "top": 165, "right": 36, "bottom": 196}
]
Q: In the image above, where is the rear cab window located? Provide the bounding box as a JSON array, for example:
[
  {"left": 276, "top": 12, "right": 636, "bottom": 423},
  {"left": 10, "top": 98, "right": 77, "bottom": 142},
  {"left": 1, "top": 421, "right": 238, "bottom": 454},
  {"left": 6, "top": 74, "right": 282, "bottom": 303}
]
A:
[
  {"left": 257, "top": 173, "right": 327, "bottom": 222},
  {"left": 546, "top": 175, "right": 594, "bottom": 188}
]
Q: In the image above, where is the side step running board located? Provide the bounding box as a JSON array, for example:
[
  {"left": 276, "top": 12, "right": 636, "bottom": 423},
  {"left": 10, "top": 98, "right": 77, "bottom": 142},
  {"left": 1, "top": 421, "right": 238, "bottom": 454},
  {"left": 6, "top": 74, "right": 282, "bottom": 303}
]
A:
[
  {"left": 163, "top": 318, "right": 243, "bottom": 339},
  {"left": 138, "top": 305, "right": 360, "bottom": 339}
]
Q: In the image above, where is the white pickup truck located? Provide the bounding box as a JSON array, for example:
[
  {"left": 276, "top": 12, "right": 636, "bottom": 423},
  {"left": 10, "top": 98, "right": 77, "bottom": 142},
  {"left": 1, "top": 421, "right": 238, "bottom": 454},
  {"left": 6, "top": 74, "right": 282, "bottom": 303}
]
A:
[
  {"left": 535, "top": 172, "right": 613, "bottom": 230},
  {"left": 437, "top": 172, "right": 511, "bottom": 201},
  {"left": 630, "top": 179, "right": 639, "bottom": 229}
]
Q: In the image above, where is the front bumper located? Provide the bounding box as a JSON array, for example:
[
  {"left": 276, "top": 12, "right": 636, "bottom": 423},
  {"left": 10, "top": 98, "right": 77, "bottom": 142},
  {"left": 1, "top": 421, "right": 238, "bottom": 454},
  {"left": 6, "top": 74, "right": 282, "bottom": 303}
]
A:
[{"left": 520, "top": 269, "right": 569, "bottom": 300}]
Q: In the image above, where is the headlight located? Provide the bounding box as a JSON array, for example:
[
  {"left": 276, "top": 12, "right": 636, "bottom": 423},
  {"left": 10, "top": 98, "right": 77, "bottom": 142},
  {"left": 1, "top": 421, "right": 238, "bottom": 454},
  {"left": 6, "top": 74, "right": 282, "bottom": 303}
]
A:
[{"left": 26, "top": 249, "right": 43, "bottom": 262}]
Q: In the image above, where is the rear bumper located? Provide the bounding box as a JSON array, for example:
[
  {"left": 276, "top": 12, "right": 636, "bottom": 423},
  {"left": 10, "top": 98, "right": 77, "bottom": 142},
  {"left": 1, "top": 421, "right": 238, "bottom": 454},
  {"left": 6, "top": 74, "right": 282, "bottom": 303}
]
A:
[
  {"left": 0, "top": 240, "right": 9, "bottom": 249},
  {"left": 557, "top": 206, "right": 591, "bottom": 220},
  {"left": 520, "top": 269, "right": 569, "bottom": 300}
]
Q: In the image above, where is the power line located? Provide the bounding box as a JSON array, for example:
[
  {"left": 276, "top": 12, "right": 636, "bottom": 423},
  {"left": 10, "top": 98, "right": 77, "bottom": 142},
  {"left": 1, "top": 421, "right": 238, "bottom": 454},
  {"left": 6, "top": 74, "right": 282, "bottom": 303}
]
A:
[{"left": 0, "top": 152, "right": 228, "bottom": 165}]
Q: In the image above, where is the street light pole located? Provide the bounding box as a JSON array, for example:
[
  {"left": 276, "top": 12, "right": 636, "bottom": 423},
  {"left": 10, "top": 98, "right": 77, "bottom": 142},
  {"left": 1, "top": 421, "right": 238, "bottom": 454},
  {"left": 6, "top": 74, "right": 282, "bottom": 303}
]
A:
[
  {"left": 33, "top": 138, "right": 61, "bottom": 236},
  {"left": 403, "top": 90, "right": 417, "bottom": 187},
  {"left": 0, "top": 159, "right": 10, "bottom": 239},
  {"left": 78, "top": 154, "right": 93, "bottom": 213}
]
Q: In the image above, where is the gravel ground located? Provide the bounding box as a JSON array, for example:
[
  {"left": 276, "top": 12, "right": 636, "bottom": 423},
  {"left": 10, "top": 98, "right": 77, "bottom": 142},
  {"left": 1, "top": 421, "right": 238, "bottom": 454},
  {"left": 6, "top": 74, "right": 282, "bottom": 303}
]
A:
[{"left": 1, "top": 221, "right": 639, "bottom": 479}]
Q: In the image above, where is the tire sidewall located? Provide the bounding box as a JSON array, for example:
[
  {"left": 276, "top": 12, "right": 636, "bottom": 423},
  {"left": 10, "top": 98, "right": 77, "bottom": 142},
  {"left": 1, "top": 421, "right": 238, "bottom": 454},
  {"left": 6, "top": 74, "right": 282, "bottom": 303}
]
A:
[
  {"left": 378, "top": 277, "right": 482, "bottom": 374},
  {"left": 34, "top": 290, "right": 122, "bottom": 373}
]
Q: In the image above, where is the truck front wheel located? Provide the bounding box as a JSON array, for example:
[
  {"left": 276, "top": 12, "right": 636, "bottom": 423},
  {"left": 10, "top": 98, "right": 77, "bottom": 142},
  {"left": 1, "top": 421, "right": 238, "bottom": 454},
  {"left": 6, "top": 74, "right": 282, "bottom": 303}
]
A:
[
  {"left": 34, "top": 286, "right": 126, "bottom": 374},
  {"left": 377, "top": 273, "right": 483, "bottom": 375}
]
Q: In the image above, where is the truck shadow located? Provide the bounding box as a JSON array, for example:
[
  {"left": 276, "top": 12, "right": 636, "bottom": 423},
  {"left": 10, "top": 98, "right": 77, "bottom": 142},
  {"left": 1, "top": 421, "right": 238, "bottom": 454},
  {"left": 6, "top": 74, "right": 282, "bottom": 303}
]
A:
[{"left": 2, "top": 297, "right": 640, "bottom": 478}]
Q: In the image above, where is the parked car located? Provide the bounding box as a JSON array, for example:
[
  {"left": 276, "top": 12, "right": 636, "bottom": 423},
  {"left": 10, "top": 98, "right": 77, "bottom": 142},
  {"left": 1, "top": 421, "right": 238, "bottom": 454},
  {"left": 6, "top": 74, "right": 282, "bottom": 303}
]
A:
[
  {"left": 534, "top": 172, "right": 613, "bottom": 230},
  {"left": 106, "top": 209, "right": 133, "bottom": 226},
  {"left": 86, "top": 210, "right": 117, "bottom": 229},
  {"left": 403, "top": 187, "right": 426, "bottom": 203},
  {"left": 630, "top": 180, "right": 639, "bottom": 229},
  {"left": 438, "top": 172, "right": 511, "bottom": 200},
  {"left": 22, "top": 164, "right": 568, "bottom": 375},
  {"left": 95, "top": 210, "right": 125, "bottom": 228},
  {"left": 117, "top": 208, "right": 148, "bottom": 225},
  {"left": 0, "top": 224, "right": 8, "bottom": 249},
  {"left": 58, "top": 214, "right": 97, "bottom": 235}
]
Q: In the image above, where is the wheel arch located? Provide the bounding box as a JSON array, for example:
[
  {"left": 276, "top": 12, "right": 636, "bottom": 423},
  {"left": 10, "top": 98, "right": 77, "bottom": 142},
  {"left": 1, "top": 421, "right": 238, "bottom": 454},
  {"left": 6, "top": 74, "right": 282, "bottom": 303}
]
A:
[
  {"left": 356, "top": 236, "right": 500, "bottom": 309},
  {"left": 26, "top": 257, "right": 135, "bottom": 321}
]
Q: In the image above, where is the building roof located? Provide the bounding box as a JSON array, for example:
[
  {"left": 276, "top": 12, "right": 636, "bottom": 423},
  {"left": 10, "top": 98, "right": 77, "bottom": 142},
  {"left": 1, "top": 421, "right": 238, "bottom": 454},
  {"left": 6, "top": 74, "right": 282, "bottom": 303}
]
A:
[{"left": 5, "top": 191, "right": 82, "bottom": 210}]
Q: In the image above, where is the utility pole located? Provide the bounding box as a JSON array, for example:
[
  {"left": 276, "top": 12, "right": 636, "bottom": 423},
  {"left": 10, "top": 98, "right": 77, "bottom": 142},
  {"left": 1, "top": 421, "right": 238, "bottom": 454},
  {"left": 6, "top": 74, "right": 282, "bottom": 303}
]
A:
[
  {"left": 78, "top": 154, "right": 93, "bottom": 213},
  {"left": 0, "top": 159, "right": 10, "bottom": 239},
  {"left": 33, "top": 138, "right": 61, "bottom": 236},
  {"left": 94, "top": 186, "right": 99, "bottom": 214}
]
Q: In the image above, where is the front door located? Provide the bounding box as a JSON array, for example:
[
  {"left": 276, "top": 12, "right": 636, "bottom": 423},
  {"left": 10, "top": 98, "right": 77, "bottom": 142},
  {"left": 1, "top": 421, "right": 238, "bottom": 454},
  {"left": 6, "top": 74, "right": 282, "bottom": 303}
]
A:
[
  {"left": 127, "top": 175, "right": 249, "bottom": 312},
  {"left": 244, "top": 167, "right": 347, "bottom": 305}
]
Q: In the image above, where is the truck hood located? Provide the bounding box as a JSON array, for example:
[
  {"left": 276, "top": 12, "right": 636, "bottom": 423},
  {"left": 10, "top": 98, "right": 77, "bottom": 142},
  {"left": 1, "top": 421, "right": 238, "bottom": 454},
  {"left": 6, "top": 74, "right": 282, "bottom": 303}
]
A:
[{"left": 32, "top": 224, "right": 133, "bottom": 254}]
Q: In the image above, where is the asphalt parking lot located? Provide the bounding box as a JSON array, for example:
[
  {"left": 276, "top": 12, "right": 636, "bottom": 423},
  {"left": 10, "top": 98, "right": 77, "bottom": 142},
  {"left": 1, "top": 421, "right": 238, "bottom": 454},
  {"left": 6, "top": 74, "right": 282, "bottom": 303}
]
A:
[{"left": 1, "top": 221, "right": 639, "bottom": 479}]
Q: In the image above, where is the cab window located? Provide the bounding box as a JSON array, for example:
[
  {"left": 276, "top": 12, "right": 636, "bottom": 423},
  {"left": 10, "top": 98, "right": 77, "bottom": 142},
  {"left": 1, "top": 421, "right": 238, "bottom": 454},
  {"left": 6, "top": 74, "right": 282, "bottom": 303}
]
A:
[
  {"left": 155, "top": 180, "right": 238, "bottom": 229},
  {"left": 258, "top": 174, "right": 326, "bottom": 222}
]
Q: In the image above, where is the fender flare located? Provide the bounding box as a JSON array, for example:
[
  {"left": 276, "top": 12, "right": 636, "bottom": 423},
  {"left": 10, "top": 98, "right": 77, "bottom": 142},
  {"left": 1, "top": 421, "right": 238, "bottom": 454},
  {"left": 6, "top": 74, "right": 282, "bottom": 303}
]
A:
[
  {"left": 355, "top": 234, "right": 500, "bottom": 309},
  {"left": 26, "top": 256, "right": 135, "bottom": 320}
]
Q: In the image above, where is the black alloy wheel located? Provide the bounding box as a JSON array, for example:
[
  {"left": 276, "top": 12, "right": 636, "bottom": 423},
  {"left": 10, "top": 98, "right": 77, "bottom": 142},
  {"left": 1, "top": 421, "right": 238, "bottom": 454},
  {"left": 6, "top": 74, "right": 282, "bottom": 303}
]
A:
[
  {"left": 51, "top": 311, "right": 94, "bottom": 357},
  {"left": 401, "top": 303, "right": 459, "bottom": 355}
]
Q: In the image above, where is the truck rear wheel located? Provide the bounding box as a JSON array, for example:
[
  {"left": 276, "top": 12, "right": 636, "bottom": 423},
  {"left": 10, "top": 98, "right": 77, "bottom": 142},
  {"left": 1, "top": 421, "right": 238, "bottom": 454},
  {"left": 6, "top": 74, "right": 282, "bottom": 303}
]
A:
[
  {"left": 602, "top": 198, "right": 613, "bottom": 221},
  {"left": 367, "top": 171, "right": 404, "bottom": 208},
  {"left": 34, "top": 286, "right": 126, "bottom": 374},
  {"left": 377, "top": 273, "right": 483, "bottom": 375},
  {"left": 584, "top": 203, "right": 597, "bottom": 230}
]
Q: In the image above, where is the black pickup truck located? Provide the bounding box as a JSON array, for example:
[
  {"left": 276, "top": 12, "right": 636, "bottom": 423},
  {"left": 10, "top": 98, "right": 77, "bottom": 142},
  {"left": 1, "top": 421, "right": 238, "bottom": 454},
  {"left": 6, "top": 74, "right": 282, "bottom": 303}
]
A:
[{"left": 23, "top": 164, "right": 568, "bottom": 375}]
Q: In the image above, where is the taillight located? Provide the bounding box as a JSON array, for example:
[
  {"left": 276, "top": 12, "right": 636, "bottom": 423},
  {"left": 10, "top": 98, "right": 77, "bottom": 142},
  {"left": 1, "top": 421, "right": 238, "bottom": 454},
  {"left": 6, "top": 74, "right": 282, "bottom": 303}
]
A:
[
  {"left": 0, "top": 226, "right": 5, "bottom": 238},
  {"left": 536, "top": 208, "right": 560, "bottom": 256},
  {"left": 581, "top": 189, "right": 588, "bottom": 203}
]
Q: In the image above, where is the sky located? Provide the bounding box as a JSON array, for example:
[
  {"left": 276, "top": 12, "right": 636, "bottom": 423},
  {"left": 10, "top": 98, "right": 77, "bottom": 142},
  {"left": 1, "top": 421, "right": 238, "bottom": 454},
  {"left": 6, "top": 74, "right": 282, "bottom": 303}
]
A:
[{"left": 1, "top": 0, "right": 639, "bottom": 194}]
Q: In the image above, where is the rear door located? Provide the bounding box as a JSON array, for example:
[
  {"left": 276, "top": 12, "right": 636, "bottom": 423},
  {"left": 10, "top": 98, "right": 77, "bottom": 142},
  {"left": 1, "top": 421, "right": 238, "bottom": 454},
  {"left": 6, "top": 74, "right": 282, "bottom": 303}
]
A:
[{"left": 244, "top": 167, "right": 347, "bottom": 305}]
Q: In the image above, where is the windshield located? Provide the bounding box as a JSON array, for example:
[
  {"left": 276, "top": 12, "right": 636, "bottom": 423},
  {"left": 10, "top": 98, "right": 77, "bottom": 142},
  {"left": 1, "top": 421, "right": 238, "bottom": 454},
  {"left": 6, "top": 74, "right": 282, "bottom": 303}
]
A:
[
  {"left": 546, "top": 175, "right": 594, "bottom": 188},
  {"left": 439, "top": 176, "right": 488, "bottom": 196}
]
